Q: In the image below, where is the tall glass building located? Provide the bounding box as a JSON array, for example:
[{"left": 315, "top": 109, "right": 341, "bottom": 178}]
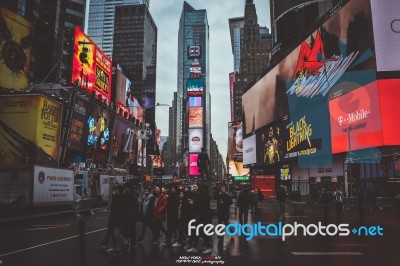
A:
[
  {"left": 177, "top": 1, "right": 210, "bottom": 161},
  {"left": 86, "top": 0, "right": 149, "bottom": 57}
]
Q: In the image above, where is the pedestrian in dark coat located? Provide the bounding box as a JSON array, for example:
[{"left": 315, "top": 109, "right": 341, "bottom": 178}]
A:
[
  {"left": 217, "top": 186, "right": 232, "bottom": 226},
  {"left": 237, "top": 187, "right": 251, "bottom": 225},
  {"left": 137, "top": 188, "right": 155, "bottom": 244},
  {"left": 166, "top": 185, "right": 180, "bottom": 246}
]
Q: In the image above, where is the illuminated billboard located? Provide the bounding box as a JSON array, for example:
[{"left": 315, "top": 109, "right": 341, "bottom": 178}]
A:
[
  {"left": 329, "top": 81, "right": 384, "bottom": 153},
  {"left": 189, "top": 153, "right": 201, "bottom": 176},
  {"left": 111, "top": 117, "right": 136, "bottom": 165},
  {"left": 229, "top": 72, "right": 235, "bottom": 121},
  {"left": 243, "top": 0, "right": 377, "bottom": 136},
  {"left": 0, "top": 95, "right": 62, "bottom": 166},
  {"left": 72, "top": 26, "right": 112, "bottom": 105},
  {"left": 228, "top": 161, "right": 249, "bottom": 177},
  {"left": 243, "top": 134, "right": 256, "bottom": 165},
  {"left": 187, "top": 78, "right": 204, "bottom": 96},
  {"left": 84, "top": 102, "right": 115, "bottom": 166},
  {"left": 187, "top": 45, "right": 201, "bottom": 59},
  {"left": 0, "top": 8, "right": 33, "bottom": 91},
  {"left": 114, "top": 66, "right": 132, "bottom": 116},
  {"left": 188, "top": 107, "right": 203, "bottom": 128},
  {"left": 188, "top": 97, "right": 202, "bottom": 107},
  {"left": 67, "top": 96, "right": 87, "bottom": 151},
  {"left": 189, "top": 128, "right": 203, "bottom": 153},
  {"left": 227, "top": 122, "right": 243, "bottom": 162}
]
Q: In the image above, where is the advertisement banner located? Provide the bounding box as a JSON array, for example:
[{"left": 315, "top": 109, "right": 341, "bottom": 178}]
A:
[
  {"left": 99, "top": 174, "right": 111, "bottom": 203},
  {"left": 243, "top": 0, "right": 377, "bottom": 136},
  {"left": 111, "top": 117, "right": 136, "bottom": 166},
  {"left": 189, "top": 128, "right": 203, "bottom": 153},
  {"left": 0, "top": 95, "right": 62, "bottom": 167},
  {"left": 188, "top": 97, "right": 202, "bottom": 107},
  {"left": 33, "top": 166, "right": 74, "bottom": 204},
  {"left": 371, "top": 0, "right": 400, "bottom": 72},
  {"left": 67, "top": 96, "right": 87, "bottom": 151},
  {"left": 189, "top": 153, "right": 200, "bottom": 176},
  {"left": 187, "top": 78, "right": 204, "bottom": 96},
  {"left": 252, "top": 175, "right": 275, "bottom": 198},
  {"left": 114, "top": 66, "right": 133, "bottom": 115},
  {"left": 0, "top": 169, "right": 31, "bottom": 205},
  {"left": 243, "top": 134, "right": 256, "bottom": 165},
  {"left": 188, "top": 107, "right": 203, "bottom": 128},
  {"left": 229, "top": 72, "right": 235, "bottom": 121},
  {"left": 227, "top": 122, "right": 243, "bottom": 162},
  {"left": 188, "top": 45, "right": 201, "bottom": 59},
  {"left": 329, "top": 81, "right": 383, "bottom": 153},
  {"left": 84, "top": 102, "right": 115, "bottom": 166},
  {"left": 72, "top": 26, "right": 112, "bottom": 105},
  {"left": 0, "top": 8, "right": 33, "bottom": 91},
  {"left": 228, "top": 160, "right": 249, "bottom": 177}
]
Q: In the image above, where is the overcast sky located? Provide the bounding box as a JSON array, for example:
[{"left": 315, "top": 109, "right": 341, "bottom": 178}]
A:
[{"left": 150, "top": 0, "right": 270, "bottom": 158}]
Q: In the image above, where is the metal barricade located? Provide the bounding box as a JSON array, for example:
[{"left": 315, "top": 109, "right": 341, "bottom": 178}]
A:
[
  {"left": 376, "top": 197, "right": 396, "bottom": 210},
  {"left": 343, "top": 197, "right": 358, "bottom": 210}
]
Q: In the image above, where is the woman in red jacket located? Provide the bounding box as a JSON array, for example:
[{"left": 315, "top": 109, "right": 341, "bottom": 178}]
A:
[{"left": 152, "top": 186, "right": 168, "bottom": 245}]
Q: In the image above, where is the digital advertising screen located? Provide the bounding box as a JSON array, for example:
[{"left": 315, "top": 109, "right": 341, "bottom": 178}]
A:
[
  {"left": 188, "top": 97, "right": 202, "bottom": 107},
  {"left": 329, "top": 81, "right": 383, "bottom": 154},
  {"left": 188, "top": 107, "right": 203, "bottom": 128},
  {"left": 229, "top": 72, "right": 235, "bottom": 121},
  {"left": 228, "top": 160, "right": 249, "bottom": 177},
  {"left": 114, "top": 65, "right": 132, "bottom": 115},
  {"left": 187, "top": 45, "right": 201, "bottom": 59},
  {"left": 227, "top": 122, "right": 243, "bottom": 162},
  {"left": 111, "top": 117, "right": 136, "bottom": 165},
  {"left": 0, "top": 8, "right": 33, "bottom": 91},
  {"left": 72, "top": 26, "right": 112, "bottom": 105},
  {"left": 84, "top": 102, "right": 115, "bottom": 166},
  {"left": 67, "top": 96, "right": 87, "bottom": 151},
  {"left": 0, "top": 95, "right": 62, "bottom": 167},
  {"left": 187, "top": 78, "right": 204, "bottom": 96},
  {"left": 189, "top": 153, "right": 200, "bottom": 176},
  {"left": 188, "top": 128, "right": 203, "bottom": 153},
  {"left": 243, "top": 0, "right": 377, "bottom": 137},
  {"left": 243, "top": 134, "right": 257, "bottom": 165}
]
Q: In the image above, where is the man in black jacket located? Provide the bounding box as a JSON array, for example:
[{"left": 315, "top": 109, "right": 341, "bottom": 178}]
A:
[
  {"left": 237, "top": 187, "right": 250, "bottom": 225},
  {"left": 217, "top": 186, "right": 232, "bottom": 226},
  {"left": 136, "top": 188, "right": 155, "bottom": 244},
  {"left": 166, "top": 185, "right": 179, "bottom": 246}
]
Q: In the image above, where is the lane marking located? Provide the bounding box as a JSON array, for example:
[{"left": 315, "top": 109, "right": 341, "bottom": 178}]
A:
[
  {"left": 31, "top": 224, "right": 71, "bottom": 227},
  {"left": 24, "top": 224, "right": 71, "bottom": 231},
  {"left": 0, "top": 227, "right": 107, "bottom": 257},
  {"left": 292, "top": 252, "right": 363, "bottom": 256}
]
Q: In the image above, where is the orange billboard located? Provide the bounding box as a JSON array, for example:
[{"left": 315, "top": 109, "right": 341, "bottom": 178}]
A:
[
  {"left": 188, "top": 107, "right": 203, "bottom": 128},
  {"left": 0, "top": 8, "right": 33, "bottom": 91},
  {"left": 72, "top": 26, "right": 112, "bottom": 105},
  {"left": 0, "top": 95, "right": 62, "bottom": 166}
]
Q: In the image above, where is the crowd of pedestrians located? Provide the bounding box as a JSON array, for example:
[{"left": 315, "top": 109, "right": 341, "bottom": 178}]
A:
[{"left": 98, "top": 182, "right": 216, "bottom": 255}]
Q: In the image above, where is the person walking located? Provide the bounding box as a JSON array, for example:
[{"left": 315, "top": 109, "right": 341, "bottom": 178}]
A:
[
  {"left": 136, "top": 188, "right": 154, "bottom": 244},
  {"left": 109, "top": 186, "right": 130, "bottom": 254},
  {"left": 249, "top": 189, "right": 259, "bottom": 215},
  {"left": 217, "top": 186, "right": 232, "bottom": 226},
  {"left": 237, "top": 187, "right": 251, "bottom": 225},
  {"left": 123, "top": 185, "right": 139, "bottom": 248},
  {"left": 197, "top": 147, "right": 211, "bottom": 181},
  {"left": 257, "top": 188, "right": 264, "bottom": 213},
  {"left": 321, "top": 188, "right": 331, "bottom": 223},
  {"left": 98, "top": 186, "right": 118, "bottom": 250},
  {"left": 188, "top": 183, "right": 213, "bottom": 254},
  {"left": 333, "top": 187, "right": 344, "bottom": 217},
  {"left": 152, "top": 186, "right": 168, "bottom": 245},
  {"left": 166, "top": 184, "right": 179, "bottom": 246},
  {"left": 276, "top": 186, "right": 287, "bottom": 220},
  {"left": 173, "top": 190, "right": 190, "bottom": 247}
]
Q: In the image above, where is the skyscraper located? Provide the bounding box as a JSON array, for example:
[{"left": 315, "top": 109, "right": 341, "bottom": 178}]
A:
[
  {"left": 177, "top": 1, "right": 210, "bottom": 165},
  {"left": 86, "top": 0, "right": 149, "bottom": 58},
  {"left": 230, "top": 0, "right": 271, "bottom": 122}
]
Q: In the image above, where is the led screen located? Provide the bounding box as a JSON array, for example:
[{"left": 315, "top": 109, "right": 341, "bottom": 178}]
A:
[
  {"left": 189, "top": 153, "right": 200, "bottom": 176},
  {"left": 188, "top": 107, "right": 203, "bottom": 128},
  {"left": 189, "top": 129, "right": 203, "bottom": 153},
  {"left": 188, "top": 97, "right": 202, "bottom": 107}
]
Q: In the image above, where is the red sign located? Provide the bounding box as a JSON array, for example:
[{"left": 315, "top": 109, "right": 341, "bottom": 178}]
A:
[
  {"left": 252, "top": 175, "right": 275, "bottom": 199},
  {"left": 378, "top": 79, "right": 400, "bottom": 145},
  {"left": 329, "top": 81, "right": 383, "bottom": 153},
  {"left": 72, "top": 26, "right": 112, "bottom": 105},
  {"left": 189, "top": 153, "right": 200, "bottom": 176}
]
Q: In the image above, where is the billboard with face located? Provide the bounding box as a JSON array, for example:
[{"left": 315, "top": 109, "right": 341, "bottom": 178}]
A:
[
  {"left": 114, "top": 66, "right": 132, "bottom": 115},
  {"left": 0, "top": 95, "right": 62, "bottom": 167},
  {"left": 72, "top": 26, "right": 112, "bottom": 105},
  {"left": 188, "top": 107, "right": 203, "bottom": 128},
  {"left": 189, "top": 128, "right": 203, "bottom": 153},
  {"left": 0, "top": 8, "right": 33, "bottom": 91},
  {"left": 227, "top": 122, "right": 243, "bottom": 162}
]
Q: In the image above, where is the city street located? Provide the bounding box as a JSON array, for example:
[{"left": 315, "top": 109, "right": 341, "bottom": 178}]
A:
[{"left": 0, "top": 202, "right": 398, "bottom": 266}]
